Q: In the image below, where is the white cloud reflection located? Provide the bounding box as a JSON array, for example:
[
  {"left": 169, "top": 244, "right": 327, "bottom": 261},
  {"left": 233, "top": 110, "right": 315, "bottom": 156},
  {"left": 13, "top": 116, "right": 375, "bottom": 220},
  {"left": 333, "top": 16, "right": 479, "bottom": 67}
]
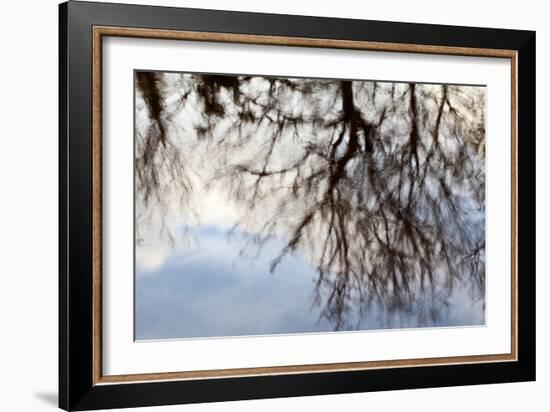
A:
[{"left": 136, "top": 221, "right": 484, "bottom": 340}]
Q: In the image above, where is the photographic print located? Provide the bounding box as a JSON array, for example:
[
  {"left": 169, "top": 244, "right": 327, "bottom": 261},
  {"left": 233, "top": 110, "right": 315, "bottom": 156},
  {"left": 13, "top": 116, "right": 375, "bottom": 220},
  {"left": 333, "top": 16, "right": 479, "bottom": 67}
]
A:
[{"left": 134, "top": 71, "right": 486, "bottom": 340}]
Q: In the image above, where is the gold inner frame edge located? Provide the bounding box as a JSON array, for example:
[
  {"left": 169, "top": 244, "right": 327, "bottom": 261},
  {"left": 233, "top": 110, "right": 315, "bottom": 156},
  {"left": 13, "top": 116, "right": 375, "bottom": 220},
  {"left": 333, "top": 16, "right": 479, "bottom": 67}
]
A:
[{"left": 91, "top": 25, "right": 518, "bottom": 386}]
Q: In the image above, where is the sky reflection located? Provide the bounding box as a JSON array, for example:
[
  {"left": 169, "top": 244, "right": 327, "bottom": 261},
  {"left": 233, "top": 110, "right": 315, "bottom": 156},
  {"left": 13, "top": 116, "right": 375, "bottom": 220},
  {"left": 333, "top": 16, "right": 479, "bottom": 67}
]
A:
[{"left": 136, "top": 225, "right": 483, "bottom": 340}]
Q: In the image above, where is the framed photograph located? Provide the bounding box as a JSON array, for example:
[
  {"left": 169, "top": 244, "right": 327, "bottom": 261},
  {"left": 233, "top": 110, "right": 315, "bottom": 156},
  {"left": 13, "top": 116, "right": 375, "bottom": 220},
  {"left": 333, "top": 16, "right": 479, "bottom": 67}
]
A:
[{"left": 59, "top": 1, "right": 536, "bottom": 410}]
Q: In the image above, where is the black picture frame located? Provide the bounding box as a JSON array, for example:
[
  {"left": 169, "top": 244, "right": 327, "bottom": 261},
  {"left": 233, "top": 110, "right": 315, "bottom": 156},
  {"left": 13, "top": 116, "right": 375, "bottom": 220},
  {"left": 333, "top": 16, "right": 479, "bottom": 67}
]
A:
[{"left": 59, "top": 1, "right": 536, "bottom": 410}]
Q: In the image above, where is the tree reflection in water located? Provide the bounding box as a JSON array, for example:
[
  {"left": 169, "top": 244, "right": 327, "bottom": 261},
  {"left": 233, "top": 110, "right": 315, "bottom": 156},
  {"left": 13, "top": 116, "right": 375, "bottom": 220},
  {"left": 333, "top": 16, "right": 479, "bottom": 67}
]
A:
[{"left": 135, "top": 71, "right": 485, "bottom": 331}]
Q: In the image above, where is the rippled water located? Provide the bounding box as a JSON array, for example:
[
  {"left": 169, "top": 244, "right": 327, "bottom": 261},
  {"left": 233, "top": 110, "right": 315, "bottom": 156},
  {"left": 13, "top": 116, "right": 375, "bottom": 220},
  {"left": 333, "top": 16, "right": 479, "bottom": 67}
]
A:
[{"left": 134, "top": 71, "right": 486, "bottom": 340}]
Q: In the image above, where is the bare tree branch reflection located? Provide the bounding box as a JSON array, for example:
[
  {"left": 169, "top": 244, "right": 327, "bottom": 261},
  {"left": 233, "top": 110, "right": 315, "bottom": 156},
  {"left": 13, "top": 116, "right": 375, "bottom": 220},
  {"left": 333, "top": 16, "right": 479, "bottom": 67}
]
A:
[{"left": 135, "top": 71, "right": 486, "bottom": 330}]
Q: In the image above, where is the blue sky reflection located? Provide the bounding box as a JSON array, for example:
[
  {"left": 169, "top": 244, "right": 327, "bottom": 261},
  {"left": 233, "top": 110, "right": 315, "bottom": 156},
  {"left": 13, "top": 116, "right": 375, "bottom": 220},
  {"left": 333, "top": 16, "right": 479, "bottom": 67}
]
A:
[{"left": 136, "top": 225, "right": 483, "bottom": 340}]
